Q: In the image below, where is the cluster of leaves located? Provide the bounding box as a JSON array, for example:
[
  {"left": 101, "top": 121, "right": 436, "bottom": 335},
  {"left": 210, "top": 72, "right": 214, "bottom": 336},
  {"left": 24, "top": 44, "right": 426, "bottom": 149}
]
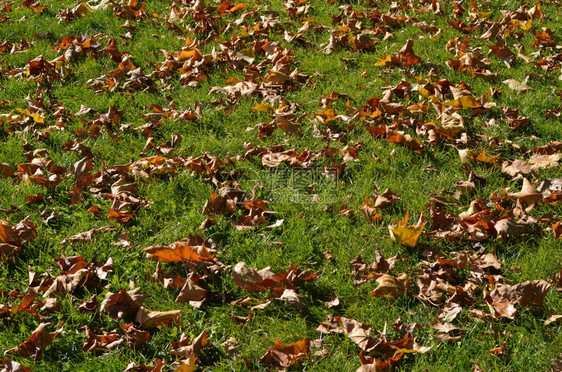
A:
[{"left": 0, "top": 0, "right": 561, "bottom": 371}]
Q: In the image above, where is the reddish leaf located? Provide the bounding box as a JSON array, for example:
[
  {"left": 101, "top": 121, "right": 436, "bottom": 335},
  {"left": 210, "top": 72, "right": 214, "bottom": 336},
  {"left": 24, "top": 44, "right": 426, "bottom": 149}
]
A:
[{"left": 6, "top": 323, "right": 63, "bottom": 360}]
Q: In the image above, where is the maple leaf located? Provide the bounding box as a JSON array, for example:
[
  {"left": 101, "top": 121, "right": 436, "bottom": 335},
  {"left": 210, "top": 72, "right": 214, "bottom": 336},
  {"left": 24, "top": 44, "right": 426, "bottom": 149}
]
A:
[
  {"left": 170, "top": 331, "right": 208, "bottom": 365},
  {"left": 486, "top": 280, "right": 551, "bottom": 319},
  {"left": 60, "top": 226, "right": 117, "bottom": 244},
  {"left": 78, "top": 295, "right": 98, "bottom": 314},
  {"left": 553, "top": 221, "right": 562, "bottom": 239},
  {"left": 503, "top": 78, "right": 533, "bottom": 93},
  {"left": 488, "top": 341, "right": 507, "bottom": 355},
  {"left": 135, "top": 307, "right": 181, "bottom": 329},
  {"left": 100, "top": 288, "right": 145, "bottom": 320},
  {"left": 544, "top": 314, "right": 562, "bottom": 326},
  {"left": 82, "top": 326, "right": 124, "bottom": 353},
  {"left": 372, "top": 189, "right": 401, "bottom": 209},
  {"left": 507, "top": 178, "right": 542, "bottom": 211},
  {"left": 175, "top": 278, "right": 207, "bottom": 308},
  {"left": 388, "top": 210, "right": 426, "bottom": 247},
  {"left": 144, "top": 237, "right": 214, "bottom": 262},
  {"left": 123, "top": 359, "right": 167, "bottom": 372},
  {"left": 5, "top": 323, "right": 63, "bottom": 360},
  {"left": 260, "top": 339, "right": 310, "bottom": 370},
  {"left": 376, "top": 39, "right": 421, "bottom": 67},
  {"left": 372, "top": 274, "right": 411, "bottom": 299},
  {"left": 120, "top": 323, "right": 151, "bottom": 347},
  {"left": 232, "top": 262, "right": 317, "bottom": 293},
  {"left": 350, "top": 253, "right": 398, "bottom": 285},
  {"left": 108, "top": 208, "right": 134, "bottom": 223}
]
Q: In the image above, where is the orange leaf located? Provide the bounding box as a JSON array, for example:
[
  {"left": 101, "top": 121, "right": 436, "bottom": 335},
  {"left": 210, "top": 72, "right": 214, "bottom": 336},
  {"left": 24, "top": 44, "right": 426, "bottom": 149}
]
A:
[
  {"left": 144, "top": 241, "right": 213, "bottom": 262},
  {"left": 229, "top": 3, "right": 246, "bottom": 13}
]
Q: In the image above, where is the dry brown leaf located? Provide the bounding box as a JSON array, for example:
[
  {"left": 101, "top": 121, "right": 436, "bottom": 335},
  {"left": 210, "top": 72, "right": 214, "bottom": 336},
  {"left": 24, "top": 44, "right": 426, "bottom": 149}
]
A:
[
  {"left": 170, "top": 330, "right": 208, "bottom": 360},
  {"left": 488, "top": 341, "right": 507, "bottom": 355},
  {"left": 372, "top": 189, "right": 401, "bottom": 209},
  {"left": 5, "top": 323, "right": 63, "bottom": 360},
  {"left": 503, "top": 78, "right": 533, "bottom": 93},
  {"left": 0, "top": 359, "right": 33, "bottom": 372},
  {"left": 120, "top": 323, "right": 151, "bottom": 347},
  {"left": 260, "top": 338, "right": 310, "bottom": 370},
  {"left": 376, "top": 39, "right": 422, "bottom": 67},
  {"left": 144, "top": 237, "right": 214, "bottom": 262},
  {"left": 82, "top": 326, "right": 124, "bottom": 353},
  {"left": 360, "top": 198, "right": 382, "bottom": 223},
  {"left": 100, "top": 288, "right": 146, "bottom": 320},
  {"left": 507, "top": 178, "right": 542, "bottom": 210},
  {"left": 372, "top": 274, "right": 410, "bottom": 299},
  {"left": 135, "top": 307, "right": 181, "bottom": 329},
  {"left": 78, "top": 295, "right": 98, "bottom": 314},
  {"left": 487, "top": 280, "right": 551, "bottom": 318},
  {"left": 122, "top": 359, "right": 166, "bottom": 372},
  {"left": 60, "top": 226, "right": 118, "bottom": 244},
  {"left": 175, "top": 279, "right": 207, "bottom": 308}
]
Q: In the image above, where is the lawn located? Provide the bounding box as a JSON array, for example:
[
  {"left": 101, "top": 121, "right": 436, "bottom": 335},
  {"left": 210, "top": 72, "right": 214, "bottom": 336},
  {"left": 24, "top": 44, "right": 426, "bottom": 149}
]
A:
[{"left": 0, "top": 0, "right": 561, "bottom": 371}]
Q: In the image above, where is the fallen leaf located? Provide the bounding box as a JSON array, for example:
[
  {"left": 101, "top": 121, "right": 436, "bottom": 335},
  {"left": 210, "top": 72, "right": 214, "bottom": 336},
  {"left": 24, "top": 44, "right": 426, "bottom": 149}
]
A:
[
  {"left": 260, "top": 338, "right": 310, "bottom": 370},
  {"left": 487, "top": 280, "right": 551, "bottom": 318},
  {"left": 120, "top": 323, "right": 151, "bottom": 347},
  {"left": 5, "top": 323, "right": 63, "bottom": 360},
  {"left": 376, "top": 39, "right": 421, "bottom": 67},
  {"left": 372, "top": 189, "right": 401, "bottom": 209},
  {"left": 60, "top": 226, "right": 117, "bottom": 244},
  {"left": 389, "top": 210, "right": 426, "bottom": 247},
  {"left": 372, "top": 274, "right": 410, "bottom": 299},
  {"left": 144, "top": 237, "right": 214, "bottom": 262},
  {"left": 503, "top": 79, "right": 533, "bottom": 93},
  {"left": 507, "top": 178, "right": 542, "bottom": 210},
  {"left": 488, "top": 341, "right": 507, "bottom": 355},
  {"left": 544, "top": 314, "right": 561, "bottom": 326},
  {"left": 135, "top": 307, "right": 181, "bottom": 329},
  {"left": 170, "top": 331, "right": 208, "bottom": 360},
  {"left": 0, "top": 359, "right": 32, "bottom": 372},
  {"left": 100, "top": 288, "right": 145, "bottom": 320},
  {"left": 82, "top": 326, "right": 124, "bottom": 353}
]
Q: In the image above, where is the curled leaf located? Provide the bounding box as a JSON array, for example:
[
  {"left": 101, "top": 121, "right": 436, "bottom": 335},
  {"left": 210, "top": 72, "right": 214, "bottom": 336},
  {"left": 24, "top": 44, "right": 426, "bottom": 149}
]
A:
[{"left": 388, "top": 210, "right": 426, "bottom": 247}]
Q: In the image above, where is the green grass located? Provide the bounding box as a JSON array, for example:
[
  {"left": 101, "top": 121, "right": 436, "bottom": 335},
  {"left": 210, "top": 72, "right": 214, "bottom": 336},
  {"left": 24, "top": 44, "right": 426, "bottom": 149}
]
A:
[{"left": 0, "top": 0, "right": 561, "bottom": 371}]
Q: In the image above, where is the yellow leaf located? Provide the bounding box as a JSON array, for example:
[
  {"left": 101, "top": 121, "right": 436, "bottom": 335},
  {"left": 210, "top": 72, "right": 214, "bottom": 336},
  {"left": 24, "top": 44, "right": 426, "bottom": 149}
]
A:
[
  {"left": 388, "top": 209, "right": 425, "bottom": 247},
  {"left": 74, "top": 2, "right": 92, "bottom": 17},
  {"left": 516, "top": 19, "right": 532, "bottom": 31},
  {"left": 16, "top": 108, "right": 44, "bottom": 123},
  {"left": 375, "top": 55, "right": 392, "bottom": 66},
  {"left": 458, "top": 95, "right": 481, "bottom": 109},
  {"left": 418, "top": 87, "right": 430, "bottom": 98},
  {"left": 476, "top": 11, "right": 492, "bottom": 20},
  {"left": 176, "top": 354, "right": 196, "bottom": 372},
  {"left": 250, "top": 102, "right": 274, "bottom": 112},
  {"left": 444, "top": 96, "right": 481, "bottom": 109}
]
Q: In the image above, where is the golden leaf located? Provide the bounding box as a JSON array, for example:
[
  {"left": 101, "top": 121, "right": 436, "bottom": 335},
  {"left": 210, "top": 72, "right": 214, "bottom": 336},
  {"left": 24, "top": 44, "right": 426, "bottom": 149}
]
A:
[{"left": 388, "top": 209, "right": 425, "bottom": 247}]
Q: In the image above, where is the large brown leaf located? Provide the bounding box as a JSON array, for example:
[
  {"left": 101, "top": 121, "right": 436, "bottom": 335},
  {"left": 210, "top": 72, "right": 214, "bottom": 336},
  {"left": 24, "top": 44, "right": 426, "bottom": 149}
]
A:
[
  {"left": 170, "top": 330, "right": 208, "bottom": 360},
  {"left": 82, "top": 326, "right": 124, "bottom": 353},
  {"left": 144, "top": 237, "right": 214, "bottom": 262},
  {"left": 5, "top": 323, "right": 63, "bottom": 360},
  {"left": 260, "top": 338, "right": 310, "bottom": 370},
  {"left": 100, "top": 288, "right": 146, "bottom": 320},
  {"left": 487, "top": 280, "right": 551, "bottom": 318},
  {"left": 135, "top": 307, "right": 181, "bottom": 329}
]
